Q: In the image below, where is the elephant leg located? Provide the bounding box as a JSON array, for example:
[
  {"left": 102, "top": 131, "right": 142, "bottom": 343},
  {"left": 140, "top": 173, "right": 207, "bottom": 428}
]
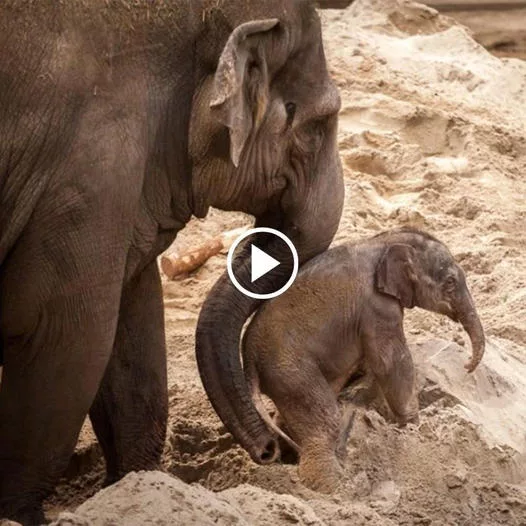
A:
[
  {"left": 0, "top": 284, "right": 122, "bottom": 524},
  {"left": 268, "top": 370, "right": 342, "bottom": 493},
  {"left": 364, "top": 338, "right": 419, "bottom": 426},
  {"left": 89, "top": 261, "right": 168, "bottom": 485}
]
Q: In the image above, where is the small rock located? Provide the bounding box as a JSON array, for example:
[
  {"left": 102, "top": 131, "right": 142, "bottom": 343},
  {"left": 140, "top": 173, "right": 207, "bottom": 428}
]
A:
[
  {"left": 446, "top": 468, "right": 467, "bottom": 489},
  {"left": 468, "top": 492, "right": 480, "bottom": 512},
  {"left": 370, "top": 480, "right": 401, "bottom": 513},
  {"left": 447, "top": 196, "right": 482, "bottom": 220},
  {"left": 279, "top": 509, "right": 301, "bottom": 523},
  {"left": 417, "top": 421, "right": 435, "bottom": 438},
  {"left": 491, "top": 482, "right": 508, "bottom": 497},
  {"left": 352, "top": 470, "right": 372, "bottom": 498},
  {"left": 362, "top": 410, "right": 386, "bottom": 429},
  {"left": 410, "top": 509, "right": 432, "bottom": 524},
  {"left": 50, "top": 513, "right": 91, "bottom": 526},
  {"left": 290, "top": 472, "right": 300, "bottom": 484},
  {"left": 452, "top": 333, "right": 465, "bottom": 347},
  {"left": 418, "top": 379, "right": 462, "bottom": 410},
  {"left": 389, "top": 207, "right": 427, "bottom": 228}
]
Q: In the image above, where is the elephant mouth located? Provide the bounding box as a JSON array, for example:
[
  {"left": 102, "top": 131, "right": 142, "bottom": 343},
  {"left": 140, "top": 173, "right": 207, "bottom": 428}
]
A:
[{"left": 436, "top": 300, "right": 457, "bottom": 322}]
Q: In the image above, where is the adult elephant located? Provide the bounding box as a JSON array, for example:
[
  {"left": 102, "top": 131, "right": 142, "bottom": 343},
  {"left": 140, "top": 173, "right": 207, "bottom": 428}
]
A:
[{"left": 0, "top": 0, "right": 350, "bottom": 523}]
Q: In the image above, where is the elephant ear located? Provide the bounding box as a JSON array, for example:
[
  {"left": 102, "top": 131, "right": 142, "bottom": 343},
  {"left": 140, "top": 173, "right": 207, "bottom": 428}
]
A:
[
  {"left": 210, "top": 19, "right": 279, "bottom": 167},
  {"left": 375, "top": 244, "right": 418, "bottom": 309}
]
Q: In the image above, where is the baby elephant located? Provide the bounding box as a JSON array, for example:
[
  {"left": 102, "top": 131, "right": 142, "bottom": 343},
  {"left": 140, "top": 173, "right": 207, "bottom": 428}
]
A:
[{"left": 242, "top": 227, "right": 485, "bottom": 492}]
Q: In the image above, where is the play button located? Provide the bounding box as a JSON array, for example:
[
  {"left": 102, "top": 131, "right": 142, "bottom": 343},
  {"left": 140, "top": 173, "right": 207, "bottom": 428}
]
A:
[
  {"left": 227, "top": 227, "right": 299, "bottom": 300},
  {"left": 251, "top": 244, "right": 280, "bottom": 282}
]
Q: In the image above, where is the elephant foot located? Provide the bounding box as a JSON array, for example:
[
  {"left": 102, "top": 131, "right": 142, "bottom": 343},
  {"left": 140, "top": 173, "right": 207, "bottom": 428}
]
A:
[
  {"left": 0, "top": 502, "right": 47, "bottom": 526},
  {"left": 395, "top": 394, "right": 420, "bottom": 427},
  {"left": 298, "top": 449, "right": 342, "bottom": 493},
  {"left": 102, "top": 474, "right": 120, "bottom": 488},
  {"left": 397, "top": 411, "right": 419, "bottom": 427}
]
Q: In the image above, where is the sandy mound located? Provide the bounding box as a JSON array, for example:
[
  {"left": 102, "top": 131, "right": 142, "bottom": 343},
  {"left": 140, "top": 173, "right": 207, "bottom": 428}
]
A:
[
  {"left": 51, "top": 340, "right": 526, "bottom": 525},
  {"left": 44, "top": 0, "right": 526, "bottom": 524},
  {"left": 414, "top": 338, "right": 526, "bottom": 455},
  {"left": 50, "top": 471, "right": 390, "bottom": 526}
]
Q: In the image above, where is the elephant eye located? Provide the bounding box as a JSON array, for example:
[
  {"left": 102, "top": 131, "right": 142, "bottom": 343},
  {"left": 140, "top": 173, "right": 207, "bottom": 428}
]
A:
[
  {"left": 445, "top": 276, "right": 456, "bottom": 289},
  {"left": 285, "top": 102, "right": 296, "bottom": 126}
]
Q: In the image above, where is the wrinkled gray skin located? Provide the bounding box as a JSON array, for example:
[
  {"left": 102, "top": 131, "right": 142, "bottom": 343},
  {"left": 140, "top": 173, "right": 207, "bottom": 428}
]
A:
[
  {"left": 242, "top": 228, "right": 485, "bottom": 492},
  {"left": 0, "top": 1, "right": 349, "bottom": 523}
]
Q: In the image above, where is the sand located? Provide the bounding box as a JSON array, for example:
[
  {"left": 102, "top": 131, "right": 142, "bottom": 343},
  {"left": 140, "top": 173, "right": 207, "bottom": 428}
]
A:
[{"left": 26, "top": 0, "right": 526, "bottom": 524}]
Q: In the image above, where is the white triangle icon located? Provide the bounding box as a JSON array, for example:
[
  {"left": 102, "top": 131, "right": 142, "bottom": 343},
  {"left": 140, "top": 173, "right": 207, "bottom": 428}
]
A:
[{"left": 251, "top": 244, "right": 280, "bottom": 283}]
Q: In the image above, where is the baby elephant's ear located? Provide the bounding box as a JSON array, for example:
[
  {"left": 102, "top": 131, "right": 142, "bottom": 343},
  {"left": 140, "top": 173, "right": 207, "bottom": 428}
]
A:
[{"left": 375, "top": 244, "right": 417, "bottom": 309}]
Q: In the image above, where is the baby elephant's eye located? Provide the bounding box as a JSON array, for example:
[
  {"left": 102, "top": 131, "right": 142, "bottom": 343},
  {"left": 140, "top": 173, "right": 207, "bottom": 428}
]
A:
[
  {"left": 445, "top": 276, "right": 456, "bottom": 288},
  {"left": 285, "top": 102, "right": 296, "bottom": 126}
]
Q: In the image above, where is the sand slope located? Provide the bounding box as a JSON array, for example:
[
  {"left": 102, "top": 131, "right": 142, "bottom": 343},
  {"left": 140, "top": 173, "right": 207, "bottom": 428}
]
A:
[{"left": 46, "top": 0, "right": 526, "bottom": 524}]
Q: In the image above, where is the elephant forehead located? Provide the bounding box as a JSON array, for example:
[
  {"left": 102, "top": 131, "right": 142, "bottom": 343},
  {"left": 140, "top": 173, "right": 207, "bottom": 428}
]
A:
[{"left": 425, "top": 245, "right": 455, "bottom": 277}]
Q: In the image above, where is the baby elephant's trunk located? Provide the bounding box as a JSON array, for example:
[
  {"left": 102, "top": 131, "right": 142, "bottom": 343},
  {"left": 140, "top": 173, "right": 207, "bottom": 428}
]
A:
[{"left": 455, "top": 289, "right": 485, "bottom": 373}]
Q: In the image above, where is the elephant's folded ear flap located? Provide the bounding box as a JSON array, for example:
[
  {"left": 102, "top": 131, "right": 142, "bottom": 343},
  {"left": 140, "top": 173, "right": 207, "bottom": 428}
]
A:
[
  {"left": 375, "top": 244, "right": 418, "bottom": 309},
  {"left": 210, "top": 19, "right": 279, "bottom": 167}
]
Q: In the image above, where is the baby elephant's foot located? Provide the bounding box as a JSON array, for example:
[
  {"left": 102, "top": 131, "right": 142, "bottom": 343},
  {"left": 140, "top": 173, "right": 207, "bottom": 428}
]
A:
[
  {"left": 396, "top": 409, "right": 420, "bottom": 427},
  {"left": 298, "top": 449, "right": 342, "bottom": 493},
  {"left": 397, "top": 396, "right": 420, "bottom": 427}
]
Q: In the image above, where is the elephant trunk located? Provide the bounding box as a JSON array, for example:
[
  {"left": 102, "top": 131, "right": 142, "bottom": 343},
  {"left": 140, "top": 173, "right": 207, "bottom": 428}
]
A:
[
  {"left": 455, "top": 289, "right": 485, "bottom": 373},
  {"left": 195, "top": 238, "right": 296, "bottom": 463}
]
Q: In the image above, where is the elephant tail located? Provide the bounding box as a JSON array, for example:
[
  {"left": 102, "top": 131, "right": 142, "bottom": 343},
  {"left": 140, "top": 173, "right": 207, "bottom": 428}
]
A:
[{"left": 244, "top": 356, "right": 300, "bottom": 455}]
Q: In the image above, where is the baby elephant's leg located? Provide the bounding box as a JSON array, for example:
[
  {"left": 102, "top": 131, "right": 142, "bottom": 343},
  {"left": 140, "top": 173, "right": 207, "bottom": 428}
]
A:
[
  {"left": 337, "top": 372, "right": 379, "bottom": 408},
  {"left": 365, "top": 339, "right": 419, "bottom": 426},
  {"left": 269, "top": 372, "right": 343, "bottom": 493}
]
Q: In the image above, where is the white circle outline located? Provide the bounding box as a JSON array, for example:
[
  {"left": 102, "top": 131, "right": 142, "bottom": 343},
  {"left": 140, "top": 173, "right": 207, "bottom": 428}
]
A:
[{"left": 227, "top": 227, "right": 299, "bottom": 300}]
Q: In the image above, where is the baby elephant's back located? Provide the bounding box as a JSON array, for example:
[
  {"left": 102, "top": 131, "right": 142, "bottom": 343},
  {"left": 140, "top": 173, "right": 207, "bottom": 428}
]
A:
[{"left": 242, "top": 244, "right": 370, "bottom": 370}]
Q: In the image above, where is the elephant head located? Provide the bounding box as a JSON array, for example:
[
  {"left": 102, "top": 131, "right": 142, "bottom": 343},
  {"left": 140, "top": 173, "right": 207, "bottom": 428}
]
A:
[
  {"left": 190, "top": 1, "right": 352, "bottom": 463},
  {"left": 374, "top": 228, "right": 485, "bottom": 374}
]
